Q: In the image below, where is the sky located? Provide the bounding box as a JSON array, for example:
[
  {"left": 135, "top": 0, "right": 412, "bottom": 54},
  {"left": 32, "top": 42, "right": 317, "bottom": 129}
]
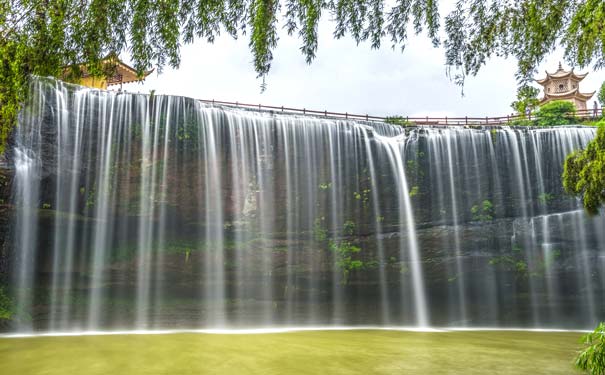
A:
[{"left": 126, "top": 12, "right": 605, "bottom": 118}]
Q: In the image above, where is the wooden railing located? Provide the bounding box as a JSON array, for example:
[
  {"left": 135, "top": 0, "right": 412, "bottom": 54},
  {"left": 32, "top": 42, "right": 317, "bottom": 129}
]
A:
[{"left": 199, "top": 98, "right": 604, "bottom": 126}]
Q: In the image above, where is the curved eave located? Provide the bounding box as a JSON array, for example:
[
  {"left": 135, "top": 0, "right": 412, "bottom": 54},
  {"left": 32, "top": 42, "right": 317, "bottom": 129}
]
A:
[
  {"left": 540, "top": 89, "right": 595, "bottom": 103},
  {"left": 576, "top": 91, "right": 596, "bottom": 100},
  {"left": 571, "top": 72, "right": 588, "bottom": 81},
  {"left": 548, "top": 71, "right": 573, "bottom": 79},
  {"left": 536, "top": 70, "right": 589, "bottom": 85},
  {"left": 544, "top": 87, "right": 580, "bottom": 98}
]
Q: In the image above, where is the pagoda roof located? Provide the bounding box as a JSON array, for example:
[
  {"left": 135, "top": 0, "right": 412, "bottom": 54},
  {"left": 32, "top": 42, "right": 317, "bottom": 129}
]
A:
[
  {"left": 535, "top": 62, "right": 588, "bottom": 85},
  {"left": 540, "top": 87, "right": 595, "bottom": 103},
  {"left": 63, "top": 54, "right": 153, "bottom": 86},
  {"left": 102, "top": 54, "right": 154, "bottom": 86}
]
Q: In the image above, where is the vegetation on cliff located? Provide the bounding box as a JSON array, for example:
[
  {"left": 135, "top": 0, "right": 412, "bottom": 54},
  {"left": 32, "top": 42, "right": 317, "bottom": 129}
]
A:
[
  {"left": 563, "top": 123, "right": 605, "bottom": 215},
  {"left": 0, "top": 285, "right": 13, "bottom": 324}
]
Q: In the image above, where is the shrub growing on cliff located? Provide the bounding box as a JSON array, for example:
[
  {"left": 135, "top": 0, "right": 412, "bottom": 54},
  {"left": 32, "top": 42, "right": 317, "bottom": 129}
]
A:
[
  {"left": 385, "top": 116, "right": 412, "bottom": 126},
  {"left": 576, "top": 322, "right": 605, "bottom": 375},
  {"left": 0, "top": 285, "right": 13, "bottom": 322},
  {"left": 471, "top": 200, "right": 494, "bottom": 221},
  {"left": 510, "top": 119, "right": 536, "bottom": 126},
  {"left": 563, "top": 124, "right": 605, "bottom": 215},
  {"left": 330, "top": 240, "right": 363, "bottom": 285},
  {"left": 536, "top": 100, "right": 577, "bottom": 126}
]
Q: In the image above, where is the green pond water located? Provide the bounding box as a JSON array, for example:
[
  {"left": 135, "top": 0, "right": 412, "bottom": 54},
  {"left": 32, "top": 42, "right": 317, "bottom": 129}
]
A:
[{"left": 0, "top": 330, "right": 583, "bottom": 374}]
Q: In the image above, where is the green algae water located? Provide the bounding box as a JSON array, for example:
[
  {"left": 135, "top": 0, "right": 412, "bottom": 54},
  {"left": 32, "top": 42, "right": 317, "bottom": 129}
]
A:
[{"left": 0, "top": 330, "right": 583, "bottom": 375}]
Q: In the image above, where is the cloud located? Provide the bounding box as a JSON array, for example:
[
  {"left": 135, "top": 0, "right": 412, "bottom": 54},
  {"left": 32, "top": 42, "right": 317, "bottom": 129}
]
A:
[{"left": 127, "top": 19, "right": 605, "bottom": 118}]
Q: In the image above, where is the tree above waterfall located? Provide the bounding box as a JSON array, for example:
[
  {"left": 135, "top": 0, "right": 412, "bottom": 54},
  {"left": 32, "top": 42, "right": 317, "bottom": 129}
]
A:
[
  {"left": 511, "top": 85, "right": 540, "bottom": 115},
  {"left": 2, "top": 1, "right": 605, "bottom": 152}
]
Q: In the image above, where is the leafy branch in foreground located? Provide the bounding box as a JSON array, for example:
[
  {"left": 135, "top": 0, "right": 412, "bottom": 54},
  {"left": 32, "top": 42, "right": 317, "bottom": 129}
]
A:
[
  {"left": 1, "top": 1, "right": 605, "bottom": 154},
  {"left": 576, "top": 322, "right": 605, "bottom": 375}
]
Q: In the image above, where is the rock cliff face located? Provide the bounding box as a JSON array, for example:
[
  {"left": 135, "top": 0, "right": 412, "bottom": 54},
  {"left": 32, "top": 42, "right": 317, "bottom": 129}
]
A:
[
  {"left": 0, "top": 146, "right": 15, "bottom": 279},
  {"left": 1, "top": 78, "right": 603, "bottom": 332}
]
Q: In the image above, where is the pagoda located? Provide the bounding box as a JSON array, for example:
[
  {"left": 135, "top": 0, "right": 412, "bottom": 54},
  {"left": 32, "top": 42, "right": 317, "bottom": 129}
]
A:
[
  {"left": 63, "top": 54, "right": 152, "bottom": 90},
  {"left": 535, "top": 62, "right": 595, "bottom": 110}
]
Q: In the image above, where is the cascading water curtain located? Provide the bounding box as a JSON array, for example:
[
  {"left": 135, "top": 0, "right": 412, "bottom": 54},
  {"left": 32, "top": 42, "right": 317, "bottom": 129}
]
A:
[{"left": 6, "top": 78, "right": 605, "bottom": 332}]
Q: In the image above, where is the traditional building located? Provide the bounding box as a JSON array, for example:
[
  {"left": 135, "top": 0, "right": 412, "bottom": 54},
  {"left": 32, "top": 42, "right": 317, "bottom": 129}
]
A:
[
  {"left": 535, "top": 63, "right": 595, "bottom": 110},
  {"left": 63, "top": 54, "right": 152, "bottom": 90}
]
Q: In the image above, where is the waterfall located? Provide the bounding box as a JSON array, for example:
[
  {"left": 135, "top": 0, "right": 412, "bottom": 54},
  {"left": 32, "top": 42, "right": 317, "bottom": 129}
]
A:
[{"left": 5, "top": 78, "right": 604, "bottom": 332}]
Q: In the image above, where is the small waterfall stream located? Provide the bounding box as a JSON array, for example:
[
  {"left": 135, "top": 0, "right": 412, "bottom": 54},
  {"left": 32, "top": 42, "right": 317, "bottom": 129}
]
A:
[{"left": 4, "top": 78, "right": 604, "bottom": 332}]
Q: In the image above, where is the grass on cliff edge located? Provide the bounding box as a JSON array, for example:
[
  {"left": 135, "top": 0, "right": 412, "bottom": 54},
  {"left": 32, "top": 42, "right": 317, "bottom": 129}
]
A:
[{"left": 0, "top": 330, "right": 583, "bottom": 374}]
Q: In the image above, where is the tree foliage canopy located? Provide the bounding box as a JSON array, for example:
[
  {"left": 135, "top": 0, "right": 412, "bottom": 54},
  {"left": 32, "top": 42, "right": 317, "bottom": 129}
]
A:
[
  {"left": 535, "top": 100, "right": 576, "bottom": 126},
  {"left": 1, "top": 0, "right": 605, "bottom": 153},
  {"left": 563, "top": 123, "right": 605, "bottom": 215},
  {"left": 598, "top": 81, "right": 605, "bottom": 106},
  {"left": 511, "top": 85, "right": 540, "bottom": 115}
]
